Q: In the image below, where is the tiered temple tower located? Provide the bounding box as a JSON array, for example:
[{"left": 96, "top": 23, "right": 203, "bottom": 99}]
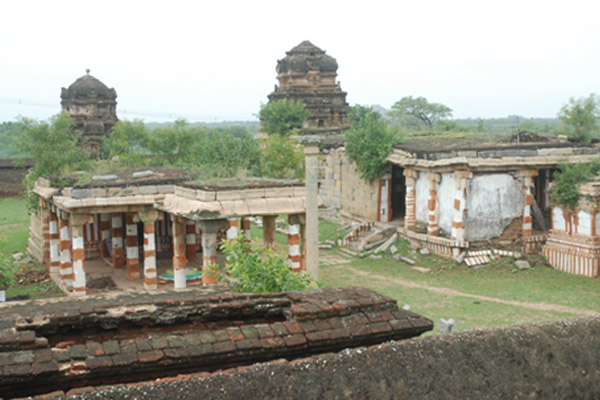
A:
[
  {"left": 61, "top": 70, "right": 118, "bottom": 157},
  {"left": 267, "top": 41, "right": 350, "bottom": 135}
]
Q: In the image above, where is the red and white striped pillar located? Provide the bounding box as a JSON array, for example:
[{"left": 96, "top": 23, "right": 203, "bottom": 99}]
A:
[
  {"left": 48, "top": 211, "right": 60, "bottom": 275},
  {"left": 125, "top": 213, "right": 140, "bottom": 280},
  {"left": 70, "top": 217, "right": 88, "bottom": 296},
  {"left": 111, "top": 214, "right": 125, "bottom": 269},
  {"left": 520, "top": 170, "right": 538, "bottom": 237},
  {"left": 99, "top": 213, "right": 111, "bottom": 258},
  {"left": 143, "top": 221, "right": 158, "bottom": 290},
  {"left": 262, "top": 215, "right": 276, "bottom": 249},
  {"left": 403, "top": 169, "right": 418, "bottom": 229},
  {"left": 287, "top": 214, "right": 301, "bottom": 272},
  {"left": 451, "top": 170, "right": 471, "bottom": 242},
  {"left": 59, "top": 215, "right": 73, "bottom": 288},
  {"left": 186, "top": 220, "right": 197, "bottom": 262},
  {"left": 40, "top": 199, "right": 50, "bottom": 267},
  {"left": 200, "top": 220, "right": 219, "bottom": 285},
  {"left": 227, "top": 218, "right": 239, "bottom": 241},
  {"left": 427, "top": 172, "right": 441, "bottom": 236},
  {"left": 299, "top": 213, "right": 306, "bottom": 271},
  {"left": 172, "top": 216, "right": 187, "bottom": 289},
  {"left": 241, "top": 217, "right": 251, "bottom": 240}
]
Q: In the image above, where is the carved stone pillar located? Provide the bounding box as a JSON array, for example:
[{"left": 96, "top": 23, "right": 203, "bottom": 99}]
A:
[
  {"left": 125, "top": 213, "right": 140, "bottom": 280},
  {"left": 172, "top": 216, "right": 187, "bottom": 289},
  {"left": 304, "top": 143, "right": 319, "bottom": 279},
  {"left": 519, "top": 169, "right": 538, "bottom": 237},
  {"left": 427, "top": 172, "right": 441, "bottom": 236},
  {"left": 200, "top": 220, "right": 219, "bottom": 285},
  {"left": 287, "top": 214, "right": 301, "bottom": 272},
  {"left": 48, "top": 211, "right": 60, "bottom": 275},
  {"left": 262, "top": 215, "right": 276, "bottom": 248},
  {"left": 403, "top": 169, "right": 419, "bottom": 229},
  {"left": 99, "top": 213, "right": 111, "bottom": 258},
  {"left": 111, "top": 214, "right": 125, "bottom": 269},
  {"left": 59, "top": 214, "right": 73, "bottom": 288},
  {"left": 71, "top": 214, "right": 90, "bottom": 296},
  {"left": 241, "top": 217, "right": 251, "bottom": 239},
  {"left": 451, "top": 170, "right": 472, "bottom": 242},
  {"left": 186, "top": 220, "right": 197, "bottom": 262}
]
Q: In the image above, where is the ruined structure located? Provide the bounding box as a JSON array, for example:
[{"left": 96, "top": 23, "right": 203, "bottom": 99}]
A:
[
  {"left": 61, "top": 71, "right": 118, "bottom": 157},
  {"left": 386, "top": 139, "right": 600, "bottom": 259},
  {"left": 267, "top": 41, "right": 350, "bottom": 134},
  {"left": 28, "top": 167, "right": 312, "bottom": 296},
  {"left": 0, "top": 287, "right": 432, "bottom": 398},
  {"left": 544, "top": 176, "right": 600, "bottom": 277}
]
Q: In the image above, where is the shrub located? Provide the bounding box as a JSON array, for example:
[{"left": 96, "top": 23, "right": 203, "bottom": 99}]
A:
[{"left": 548, "top": 160, "right": 600, "bottom": 209}]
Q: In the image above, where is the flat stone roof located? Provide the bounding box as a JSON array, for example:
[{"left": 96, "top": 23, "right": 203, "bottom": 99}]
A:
[{"left": 0, "top": 287, "right": 432, "bottom": 398}]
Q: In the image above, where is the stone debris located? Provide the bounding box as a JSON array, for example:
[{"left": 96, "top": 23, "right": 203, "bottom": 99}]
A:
[
  {"left": 439, "top": 318, "right": 457, "bottom": 335},
  {"left": 515, "top": 260, "right": 531, "bottom": 270},
  {"left": 11, "top": 252, "right": 24, "bottom": 261},
  {"left": 465, "top": 255, "right": 491, "bottom": 267},
  {"left": 369, "top": 254, "right": 383, "bottom": 259},
  {"left": 319, "top": 244, "right": 333, "bottom": 249},
  {"left": 402, "top": 304, "right": 410, "bottom": 310},
  {"left": 419, "top": 247, "right": 430, "bottom": 256},
  {"left": 394, "top": 255, "right": 416, "bottom": 265},
  {"left": 92, "top": 174, "right": 118, "bottom": 181},
  {"left": 411, "top": 266, "right": 431, "bottom": 273},
  {"left": 389, "top": 245, "right": 398, "bottom": 254},
  {"left": 374, "top": 233, "right": 398, "bottom": 254},
  {"left": 132, "top": 170, "right": 154, "bottom": 178}
]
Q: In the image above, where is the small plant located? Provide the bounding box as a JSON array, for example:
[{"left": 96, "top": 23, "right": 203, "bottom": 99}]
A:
[
  {"left": 0, "top": 250, "right": 15, "bottom": 288},
  {"left": 548, "top": 160, "right": 600, "bottom": 209},
  {"left": 218, "top": 235, "right": 319, "bottom": 293}
]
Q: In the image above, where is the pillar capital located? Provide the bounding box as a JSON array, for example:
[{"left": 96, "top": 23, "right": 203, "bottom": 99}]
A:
[
  {"left": 137, "top": 208, "right": 161, "bottom": 223},
  {"left": 403, "top": 168, "right": 419, "bottom": 180},
  {"left": 428, "top": 171, "right": 441, "bottom": 184},
  {"left": 453, "top": 170, "right": 473, "bottom": 181},
  {"left": 70, "top": 214, "right": 92, "bottom": 227},
  {"left": 517, "top": 169, "right": 539, "bottom": 178}
]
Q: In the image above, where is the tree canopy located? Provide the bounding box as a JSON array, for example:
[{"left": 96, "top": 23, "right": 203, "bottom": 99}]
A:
[
  {"left": 345, "top": 106, "right": 397, "bottom": 182},
  {"left": 259, "top": 99, "right": 310, "bottom": 135},
  {"left": 389, "top": 96, "right": 452, "bottom": 130},
  {"left": 557, "top": 94, "right": 600, "bottom": 142}
]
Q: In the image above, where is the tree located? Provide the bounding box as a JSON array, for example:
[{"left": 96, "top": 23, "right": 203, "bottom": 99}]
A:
[
  {"left": 259, "top": 99, "right": 311, "bottom": 135},
  {"left": 218, "top": 235, "right": 318, "bottom": 293},
  {"left": 389, "top": 96, "right": 452, "bottom": 130},
  {"left": 142, "top": 119, "right": 204, "bottom": 166},
  {"left": 258, "top": 134, "right": 305, "bottom": 180},
  {"left": 345, "top": 108, "right": 397, "bottom": 182},
  {"left": 558, "top": 94, "right": 600, "bottom": 141},
  {"left": 101, "top": 120, "right": 149, "bottom": 165},
  {"left": 14, "top": 113, "right": 89, "bottom": 187}
]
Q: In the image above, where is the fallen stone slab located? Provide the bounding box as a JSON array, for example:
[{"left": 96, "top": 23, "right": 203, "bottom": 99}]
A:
[
  {"left": 515, "top": 260, "right": 531, "bottom": 270},
  {"left": 394, "top": 255, "right": 416, "bottom": 265},
  {"left": 374, "top": 233, "right": 398, "bottom": 254},
  {"left": 465, "top": 255, "right": 491, "bottom": 267},
  {"left": 411, "top": 266, "right": 431, "bottom": 273}
]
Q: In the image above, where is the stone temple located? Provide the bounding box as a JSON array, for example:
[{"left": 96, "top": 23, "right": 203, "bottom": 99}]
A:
[
  {"left": 267, "top": 41, "right": 350, "bottom": 134},
  {"left": 61, "top": 70, "right": 118, "bottom": 157}
]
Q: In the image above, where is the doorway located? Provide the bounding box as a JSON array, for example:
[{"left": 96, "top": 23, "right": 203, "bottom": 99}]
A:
[{"left": 391, "top": 165, "right": 406, "bottom": 220}]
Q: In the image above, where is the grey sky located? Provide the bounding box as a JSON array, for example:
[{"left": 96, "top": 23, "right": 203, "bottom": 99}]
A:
[{"left": 1, "top": 0, "right": 599, "bottom": 123}]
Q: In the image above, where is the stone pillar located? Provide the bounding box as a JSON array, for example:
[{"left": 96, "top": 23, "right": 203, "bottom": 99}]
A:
[
  {"left": 200, "top": 220, "right": 220, "bottom": 285},
  {"left": 71, "top": 215, "right": 89, "bottom": 296},
  {"left": 403, "top": 169, "right": 419, "bottom": 229},
  {"left": 262, "top": 215, "right": 276, "bottom": 248},
  {"left": 519, "top": 170, "right": 538, "bottom": 237},
  {"left": 48, "top": 211, "right": 61, "bottom": 275},
  {"left": 40, "top": 199, "right": 50, "bottom": 267},
  {"left": 59, "top": 214, "right": 73, "bottom": 288},
  {"left": 172, "top": 216, "right": 187, "bottom": 289},
  {"left": 305, "top": 143, "right": 319, "bottom": 279},
  {"left": 299, "top": 213, "right": 307, "bottom": 271},
  {"left": 287, "top": 214, "right": 301, "bottom": 272},
  {"left": 241, "top": 217, "right": 251, "bottom": 239},
  {"left": 111, "top": 214, "right": 125, "bottom": 269},
  {"left": 125, "top": 213, "right": 140, "bottom": 280},
  {"left": 186, "top": 220, "right": 197, "bottom": 262},
  {"left": 99, "top": 213, "right": 111, "bottom": 258},
  {"left": 427, "top": 172, "right": 441, "bottom": 236},
  {"left": 451, "top": 170, "right": 471, "bottom": 242},
  {"left": 227, "top": 218, "right": 239, "bottom": 240},
  {"left": 139, "top": 210, "right": 161, "bottom": 290}
]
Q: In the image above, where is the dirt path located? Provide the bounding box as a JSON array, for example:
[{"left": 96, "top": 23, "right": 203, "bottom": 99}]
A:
[{"left": 326, "top": 261, "right": 597, "bottom": 315}]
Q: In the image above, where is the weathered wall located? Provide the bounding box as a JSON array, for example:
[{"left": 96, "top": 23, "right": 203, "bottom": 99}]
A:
[
  {"left": 0, "top": 159, "right": 34, "bottom": 197},
  {"left": 466, "top": 173, "right": 523, "bottom": 241},
  {"left": 66, "top": 316, "right": 600, "bottom": 400},
  {"left": 415, "top": 173, "right": 429, "bottom": 226},
  {"left": 27, "top": 211, "right": 43, "bottom": 262},
  {"left": 319, "top": 148, "right": 343, "bottom": 210},
  {"left": 437, "top": 172, "right": 455, "bottom": 236},
  {"left": 340, "top": 154, "right": 379, "bottom": 221}
]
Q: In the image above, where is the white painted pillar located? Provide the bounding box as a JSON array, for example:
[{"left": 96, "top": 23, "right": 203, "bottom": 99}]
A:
[
  {"left": 49, "top": 212, "right": 60, "bottom": 275},
  {"left": 304, "top": 142, "right": 319, "bottom": 280},
  {"left": 71, "top": 222, "right": 86, "bottom": 296},
  {"left": 59, "top": 216, "right": 73, "bottom": 288}
]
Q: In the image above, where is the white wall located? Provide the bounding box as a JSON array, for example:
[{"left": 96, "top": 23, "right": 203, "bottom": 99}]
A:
[
  {"left": 466, "top": 174, "right": 523, "bottom": 241},
  {"left": 577, "top": 210, "right": 592, "bottom": 235},
  {"left": 553, "top": 207, "right": 565, "bottom": 231},
  {"left": 437, "top": 173, "right": 455, "bottom": 236},
  {"left": 415, "top": 173, "right": 429, "bottom": 225}
]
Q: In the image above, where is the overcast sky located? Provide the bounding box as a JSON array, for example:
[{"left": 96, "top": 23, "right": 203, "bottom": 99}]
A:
[{"left": 1, "top": 0, "right": 599, "bottom": 123}]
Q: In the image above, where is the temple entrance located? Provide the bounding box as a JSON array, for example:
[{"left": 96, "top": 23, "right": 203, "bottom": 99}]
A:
[{"left": 391, "top": 165, "right": 406, "bottom": 220}]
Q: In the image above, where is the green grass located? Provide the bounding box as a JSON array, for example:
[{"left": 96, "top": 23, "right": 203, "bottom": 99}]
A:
[{"left": 0, "top": 197, "right": 63, "bottom": 300}]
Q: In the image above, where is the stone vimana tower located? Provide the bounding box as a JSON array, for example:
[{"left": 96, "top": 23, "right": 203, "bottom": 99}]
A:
[
  {"left": 268, "top": 41, "right": 350, "bottom": 134},
  {"left": 61, "top": 70, "right": 118, "bottom": 157}
]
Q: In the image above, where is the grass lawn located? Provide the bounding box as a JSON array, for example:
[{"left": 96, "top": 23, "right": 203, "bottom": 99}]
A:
[{"left": 0, "top": 197, "right": 64, "bottom": 300}]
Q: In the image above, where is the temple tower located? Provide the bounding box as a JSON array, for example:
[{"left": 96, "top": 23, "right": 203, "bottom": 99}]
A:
[
  {"left": 61, "top": 70, "right": 118, "bottom": 157},
  {"left": 267, "top": 41, "right": 350, "bottom": 135}
]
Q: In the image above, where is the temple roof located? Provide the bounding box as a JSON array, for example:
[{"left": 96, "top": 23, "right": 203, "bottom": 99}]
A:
[
  {"left": 277, "top": 40, "right": 338, "bottom": 74},
  {"left": 61, "top": 71, "right": 117, "bottom": 100}
]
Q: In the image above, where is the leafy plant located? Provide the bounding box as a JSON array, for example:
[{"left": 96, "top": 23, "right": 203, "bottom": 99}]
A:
[
  {"left": 0, "top": 239, "right": 16, "bottom": 288},
  {"left": 389, "top": 96, "right": 452, "bottom": 131},
  {"left": 548, "top": 160, "right": 600, "bottom": 209},
  {"left": 259, "top": 99, "right": 311, "bottom": 135},
  {"left": 258, "top": 133, "right": 305, "bottom": 180},
  {"left": 345, "top": 108, "right": 398, "bottom": 182},
  {"left": 101, "top": 119, "right": 149, "bottom": 165},
  {"left": 218, "top": 235, "right": 318, "bottom": 293}
]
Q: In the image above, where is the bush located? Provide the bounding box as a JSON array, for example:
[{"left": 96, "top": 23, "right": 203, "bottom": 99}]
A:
[
  {"left": 548, "top": 160, "right": 600, "bottom": 209},
  {"left": 218, "top": 235, "right": 318, "bottom": 293}
]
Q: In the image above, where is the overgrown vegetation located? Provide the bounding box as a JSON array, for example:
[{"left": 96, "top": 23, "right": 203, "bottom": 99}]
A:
[
  {"left": 259, "top": 99, "right": 311, "bottom": 135},
  {"left": 218, "top": 235, "right": 318, "bottom": 293},
  {"left": 548, "top": 160, "right": 600, "bottom": 209},
  {"left": 346, "top": 105, "right": 399, "bottom": 182},
  {"left": 557, "top": 93, "right": 600, "bottom": 142}
]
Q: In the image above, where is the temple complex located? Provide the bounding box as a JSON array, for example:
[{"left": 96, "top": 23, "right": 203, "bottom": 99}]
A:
[
  {"left": 267, "top": 41, "right": 350, "bottom": 135},
  {"left": 61, "top": 70, "right": 118, "bottom": 157}
]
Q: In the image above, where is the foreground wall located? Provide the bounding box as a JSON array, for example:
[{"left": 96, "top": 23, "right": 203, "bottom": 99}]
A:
[{"left": 62, "top": 315, "right": 600, "bottom": 400}]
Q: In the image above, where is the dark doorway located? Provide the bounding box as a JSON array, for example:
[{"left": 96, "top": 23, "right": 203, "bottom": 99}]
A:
[{"left": 391, "top": 165, "right": 406, "bottom": 220}]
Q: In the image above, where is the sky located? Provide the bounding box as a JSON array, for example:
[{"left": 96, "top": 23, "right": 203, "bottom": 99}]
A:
[{"left": 1, "top": 0, "right": 599, "bottom": 123}]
